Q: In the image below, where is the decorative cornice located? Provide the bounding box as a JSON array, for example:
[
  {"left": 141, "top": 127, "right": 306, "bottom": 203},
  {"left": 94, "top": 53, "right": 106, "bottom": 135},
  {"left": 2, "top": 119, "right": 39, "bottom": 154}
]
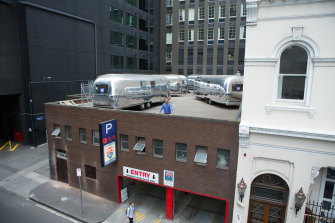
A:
[
  {"left": 265, "top": 105, "right": 316, "bottom": 118},
  {"left": 246, "top": 0, "right": 260, "bottom": 26},
  {"left": 310, "top": 166, "right": 321, "bottom": 184},
  {"left": 250, "top": 126, "right": 335, "bottom": 142}
]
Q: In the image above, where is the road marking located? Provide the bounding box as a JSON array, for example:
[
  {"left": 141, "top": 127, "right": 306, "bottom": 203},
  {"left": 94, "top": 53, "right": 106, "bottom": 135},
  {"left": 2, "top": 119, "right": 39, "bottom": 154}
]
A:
[
  {"left": 116, "top": 207, "right": 127, "bottom": 213},
  {"left": 0, "top": 140, "right": 19, "bottom": 151},
  {"left": 134, "top": 212, "right": 146, "bottom": 221},
  {"left": 152, "top": 219, "right": 161, "bottom": 223},
  {"left": 10, "top": 144, "right": 19, "bottom": 151}
]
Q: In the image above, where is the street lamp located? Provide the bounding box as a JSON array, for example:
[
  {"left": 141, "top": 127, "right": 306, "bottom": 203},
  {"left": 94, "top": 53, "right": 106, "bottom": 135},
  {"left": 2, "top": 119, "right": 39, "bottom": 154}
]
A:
[
  {"left": 237, "top": 178, "right": 247, "bottom": 202},
  {"left": 295, "top": 187, "right": 306, "bottom": 214}
]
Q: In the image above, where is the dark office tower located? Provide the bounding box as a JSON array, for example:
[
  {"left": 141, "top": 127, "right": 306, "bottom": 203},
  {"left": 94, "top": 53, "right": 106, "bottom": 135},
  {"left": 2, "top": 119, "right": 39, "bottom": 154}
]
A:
[
  {"left": 160, "top": 0, "right": 246, "bottom": 75},
  {"left": 0, "top": 0, "right": 160, "bottom": 146}
]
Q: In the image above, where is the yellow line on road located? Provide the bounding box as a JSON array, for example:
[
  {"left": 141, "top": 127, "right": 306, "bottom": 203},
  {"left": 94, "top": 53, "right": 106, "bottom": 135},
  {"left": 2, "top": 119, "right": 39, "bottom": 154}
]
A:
[
  {"left": 0, "top": 141, "right": 9, "bottom": 151},
  {"left": 134, "top": 213, "right": 146, "bottom": 221},
  {"left": 152, "top": 219, "right": 161, "bottom": 223},
  {"left": 10, "top": 144, "right": 19, "bottom": 151},
  {"left": 116, "top": 207, "right": 127, "bottom": 213}
]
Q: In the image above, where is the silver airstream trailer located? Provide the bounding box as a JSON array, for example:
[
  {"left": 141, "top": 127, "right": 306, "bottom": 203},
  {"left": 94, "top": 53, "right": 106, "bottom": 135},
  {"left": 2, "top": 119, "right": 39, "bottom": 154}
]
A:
[
  {"left": 159, "top": 75, "right": 188, "bottom": 94},
  {"left": 193, "top": 73, "right": 243, "bottom": 106},
  {"left": 187, "top": 75, "right": 199, "bottom": 90},
  {"left": 92, "top": 74, "right": 170, "bottom": 109}
]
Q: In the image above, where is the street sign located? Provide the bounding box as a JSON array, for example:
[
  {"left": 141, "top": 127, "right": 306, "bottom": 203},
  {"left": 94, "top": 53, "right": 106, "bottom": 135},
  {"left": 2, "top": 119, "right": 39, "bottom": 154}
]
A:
[
  {"left": 99, "top": 120, "right": 117, "bottom": 167},
  {"left": 76, "top": 168, "right": 81, "bottom": 177},
  {"left": 123, "top": 166, "right": 159, "bottom": 184},
  {"left": 164, "top": 170, "right": 174, "bottom": 187}
]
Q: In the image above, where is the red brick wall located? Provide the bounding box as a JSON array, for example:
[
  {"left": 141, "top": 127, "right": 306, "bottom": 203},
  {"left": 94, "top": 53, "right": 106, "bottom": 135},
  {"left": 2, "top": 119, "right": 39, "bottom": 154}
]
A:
[{"left": 45, "top": 103, "right": 239, "bottom": 222}]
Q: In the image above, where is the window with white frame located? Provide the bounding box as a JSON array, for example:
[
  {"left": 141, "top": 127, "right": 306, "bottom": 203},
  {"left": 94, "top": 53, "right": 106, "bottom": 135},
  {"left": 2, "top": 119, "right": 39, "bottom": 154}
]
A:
[
  {"left": 198, "top": 28, "right": 204, "bottom": 40},
  {"left": 176, "top": 143, "right": 187, "bottom": 161},
  {"left": 194, "top": 146, "right": 208, "bottom": 165},
  {"left": 241, "top": 3, "right": 247, "bottom": 17},
  {"left": 240, "top": 26, "right": 246, "bottom": 39},
  {"left": 278, "top": 46, "right": 308, "bottom": 100},
  {"left": 229, "top": 26, "right": 235, "bottom": 39},
  {"left": 166, "top": 14, "right": 173, "bottom": 26},
  {"left": 65, "top": 126, "right": 72, "bottom": 140},
  {"left": 208, "top": 27, "right": 214, "bottom": 40},
  {"left": 230, "top": 4, "right": 236, "bottom": 17},
  {"left": 153, "top": 139, "right": 163, "bottom": 157},
  {"left": 179, "top": 29, "right": 185, "bottom": 42},
  {"left": 208, "top": 6, "right": 215, "bottom": 19},
  {"left": 198, "top": 7, "right": 205, "bottom": 20},
  {"left": 188, "top": 29, "right": 194, "bottom": 41},
  {"left": 120, "top": 134, "right": 129, "bottom": 150},
  {"left": 219, "top": 27, "right": 225, "bottom": 39},
  {"left": 52, "top": 124, "right": 61, "bottom": 138},
  {"left": 188, "top": 8, "right": 194, "bottom": 22},
  {"left": 79, "top": 128, "right": 86, "bottom": 143},
  {"left": 166, "top": 49, "right": 172, "bottom": 62},
  {"left": 217, "top": 148, "right": 230, "bottom": 169},
  {"left": 179, "top": 9, "right": 185, "bottom": 21},
  {"left": 166, "top": 0, "right": 173, "bottom": 7},
  {"left": 166, "top": 32, "right": 172, "bottom": 44},
  {"left": 92, "top": 130, "right": 99, "bottom": 145},
  {"left": 220, "top": 5, "right": 225, "bottom": 18}
]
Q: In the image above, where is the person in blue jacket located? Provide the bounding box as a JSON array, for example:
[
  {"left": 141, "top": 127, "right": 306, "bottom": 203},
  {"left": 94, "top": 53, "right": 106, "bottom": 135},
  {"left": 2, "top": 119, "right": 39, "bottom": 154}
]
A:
[{"left": 158, "top": 98, "right": 173, "bottom": 115}]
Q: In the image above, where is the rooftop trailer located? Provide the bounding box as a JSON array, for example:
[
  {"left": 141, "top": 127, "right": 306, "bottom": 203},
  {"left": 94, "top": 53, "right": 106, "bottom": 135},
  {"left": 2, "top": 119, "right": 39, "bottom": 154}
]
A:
[
  {"left": 193, "top": 73, "right": 243, "bottom": 106},
  {"left": 92, "top": 74, "right": 182, "bottom": 110}
]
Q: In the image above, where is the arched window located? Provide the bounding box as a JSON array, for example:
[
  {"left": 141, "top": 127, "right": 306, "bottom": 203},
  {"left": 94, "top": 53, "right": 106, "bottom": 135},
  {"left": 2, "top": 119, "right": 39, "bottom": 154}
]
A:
[{"left": 278, "top": 46, "right": 308, "bottom": 100}]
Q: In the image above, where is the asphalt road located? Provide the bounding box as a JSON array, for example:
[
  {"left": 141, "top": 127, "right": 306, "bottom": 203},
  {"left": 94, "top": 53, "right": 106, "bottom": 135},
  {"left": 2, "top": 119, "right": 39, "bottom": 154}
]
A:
[{"left": 0, "top": 187, "right": 75, "bottom": 223}]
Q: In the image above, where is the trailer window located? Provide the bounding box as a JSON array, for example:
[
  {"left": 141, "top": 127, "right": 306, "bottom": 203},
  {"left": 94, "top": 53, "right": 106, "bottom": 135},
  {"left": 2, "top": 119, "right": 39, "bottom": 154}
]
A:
[
  {"left": 140, "top": 81, "right": 146, "bottom": 89},
  {"left": 150, "top": 81, "right": 155, "bottom": 88},
  {"left": 232, "top": 84, "right": 243, "bottom": 91},
  {"left": 95, "top": 84, "right": 109, "bottom": 94}
]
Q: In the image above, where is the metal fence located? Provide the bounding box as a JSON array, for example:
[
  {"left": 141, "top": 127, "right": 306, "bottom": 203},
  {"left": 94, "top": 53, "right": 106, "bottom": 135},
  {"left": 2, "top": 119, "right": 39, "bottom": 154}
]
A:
[
  {"left": 304, "top": 201, "right": 335, "bottom": 223},
  {"left": 80, "top": 81, "right": 94, "bottom": 105}
]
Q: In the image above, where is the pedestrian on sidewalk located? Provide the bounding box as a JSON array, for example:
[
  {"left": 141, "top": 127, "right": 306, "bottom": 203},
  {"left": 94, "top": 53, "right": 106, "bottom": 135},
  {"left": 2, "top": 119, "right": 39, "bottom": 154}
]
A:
[
  {"left": 158, "top": 98, "right": 173, "bottom": 115},
  {"left": 126, "top": 202, "right": 135, "bottom": 223}
]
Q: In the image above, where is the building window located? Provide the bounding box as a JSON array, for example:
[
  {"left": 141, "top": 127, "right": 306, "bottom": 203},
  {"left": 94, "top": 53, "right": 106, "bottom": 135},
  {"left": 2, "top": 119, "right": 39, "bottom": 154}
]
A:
[
  {"left": 166, "top": 0, "right": 173, "bottom": 7},
  {"left": 217, "top": 148, "right": 230, "bottom": 169},
  {"left": 120, "top": 134, "right": 129, "bottom": 150},
  {"left": 179, "top": 30, "right": 185, "bottom": 42},
  {"left": 126, "top": 57, "right": 137, "bottom": 69},
  {"left": 126, "top": 35, "right": 137, "bottom": 49},
  {"left": 139, "top": 59, "right": 148, "bottom": 70},
  {"left": 219, "top": 27, "right": 225, "bottom": 39},
  {"left": 52, "top": 124, "right": 61, "bottom": 138},
  {"left": 134, "top": 137, "right": 146, "bottom": 154},
  {"left": 228, "top": 48, "right": 234, "bottom": 62},
  {"left": 79, "top": 128, "right": 86, "bottom": 143},
  {"left": 278, "top": 46, "right": 308, "bottom": 100},
  {"left": 127, "top": 0, "right": 137, "bottom": 7},
  {"left": 65, "top": 126, "right": 71, "bottom": 140},
  {"left": 198, "top": 29, "right": 204, "bottom": 41},
  {"left": 230, "top": 4, "right": 236, "bottom": 17},
  {"left": 85, "top": 165, "right": 96, "bottom": 179},
  {"left": 198, "top": 7, "right": 204, "bottom": 20},
  {"left": 176, "top": 143, "right": 187, "bottom": 161},
  {"left": 240, "top": 26, "right": 246, "bottom": 39},
  {"left": 126, "top": 13, "right": 137, "bottom": 28},
  {"left": 208, "top": 27, "right": 214, "bottom": 40},
  {"left": 166, "top": 32, "right": 172, "bottom": 44},
  {"left": 110, "top": 7, "right": 124, "bottom": 24},
  {"left": 92, "top": 130, "right": 99, "bottom": 145},
  {"left": 139, "top": 39, "right": 148, "bottom": 51},
  {"left": 189, "top": 0, "right": 194, "bottom": 3},
  {"left": 208, "top": 6, "right": 215, "bottom": 19},
  {"left": 110, "top": 31, "right": 124, "bottom": 46},
  {"left": 188, "top": 29, "right": 194, "bottom": 41},
  {"left": 111, "top": 55, "right": 124, "bottom": 69},
  {"left": 153, "top": 139, "right": 163, "bottom": 157},
  {"left": 241, "top": 3, "right": 247, "bottom": 17},
  {"left": 179, "top": 9, "right": 185, "bottom": 21},
  {"left": 139, "top": 0, "right": 148, "bottom": 12},
  {"left": 229, "top": 26, "right": 236, "bottom": 39},
  {"left": 188, "top": 8, "right": 194, "bottom": 22},
  {"left": 166, "top": 14, "right": 173, "bottom": 26},
  {"left": 166, "top": 49, "right": 172, "bottom": 64},
  {"left": 194, "top": 146, "right": 208, "bottom": 165},
  {"left": 220, "top": 5, "right": 225, "bottom": 18},
  {"left": 139, "top": 18, "right": 148, "bottom": 32}
]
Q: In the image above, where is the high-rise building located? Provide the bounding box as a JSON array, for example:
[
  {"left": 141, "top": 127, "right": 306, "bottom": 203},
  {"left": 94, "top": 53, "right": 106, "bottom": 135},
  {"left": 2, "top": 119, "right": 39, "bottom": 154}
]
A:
[
  {"left": 0, "top": 0, "right": 160, "bottom": 146},
  {"left": 160, "top": 0, "right": 246, "bottom": 75}
]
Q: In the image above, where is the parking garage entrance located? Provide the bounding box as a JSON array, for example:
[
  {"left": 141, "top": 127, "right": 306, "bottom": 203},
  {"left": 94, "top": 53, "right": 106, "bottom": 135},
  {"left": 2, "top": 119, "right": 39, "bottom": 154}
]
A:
[{"left": 117, "top": 175, "right": 228, "bottom": 223}]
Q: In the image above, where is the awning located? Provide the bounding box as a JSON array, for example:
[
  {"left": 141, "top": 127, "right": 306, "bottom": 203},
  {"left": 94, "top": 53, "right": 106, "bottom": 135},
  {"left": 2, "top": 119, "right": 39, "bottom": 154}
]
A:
[
  {"left": 133, "top": 139, "right": 145, "bottom": 151},
  {"left": 51, "top": 128, "right": 60, "bottom": 137},
  {"left": 194, "top": 147, "right": 208, "bottom": 164}
]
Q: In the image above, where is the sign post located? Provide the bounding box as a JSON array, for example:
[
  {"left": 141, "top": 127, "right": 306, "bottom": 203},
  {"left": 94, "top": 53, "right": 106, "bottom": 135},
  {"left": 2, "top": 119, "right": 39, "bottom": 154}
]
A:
[{"left": 77, "top": 168, "right": 84, "bottom": 213}]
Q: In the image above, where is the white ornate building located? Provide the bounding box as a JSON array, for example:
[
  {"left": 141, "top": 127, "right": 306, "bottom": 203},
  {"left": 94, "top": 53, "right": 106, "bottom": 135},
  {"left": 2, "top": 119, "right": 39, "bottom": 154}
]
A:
[{"left": 233, "top": 0, "right": 335, "bottom": 222}]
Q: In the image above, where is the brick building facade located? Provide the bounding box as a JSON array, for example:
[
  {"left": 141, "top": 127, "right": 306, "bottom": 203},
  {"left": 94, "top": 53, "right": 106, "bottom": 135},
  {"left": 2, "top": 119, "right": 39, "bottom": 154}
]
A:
[{"left": 45, "top": 102, "right": 239, "bottom": 222}]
